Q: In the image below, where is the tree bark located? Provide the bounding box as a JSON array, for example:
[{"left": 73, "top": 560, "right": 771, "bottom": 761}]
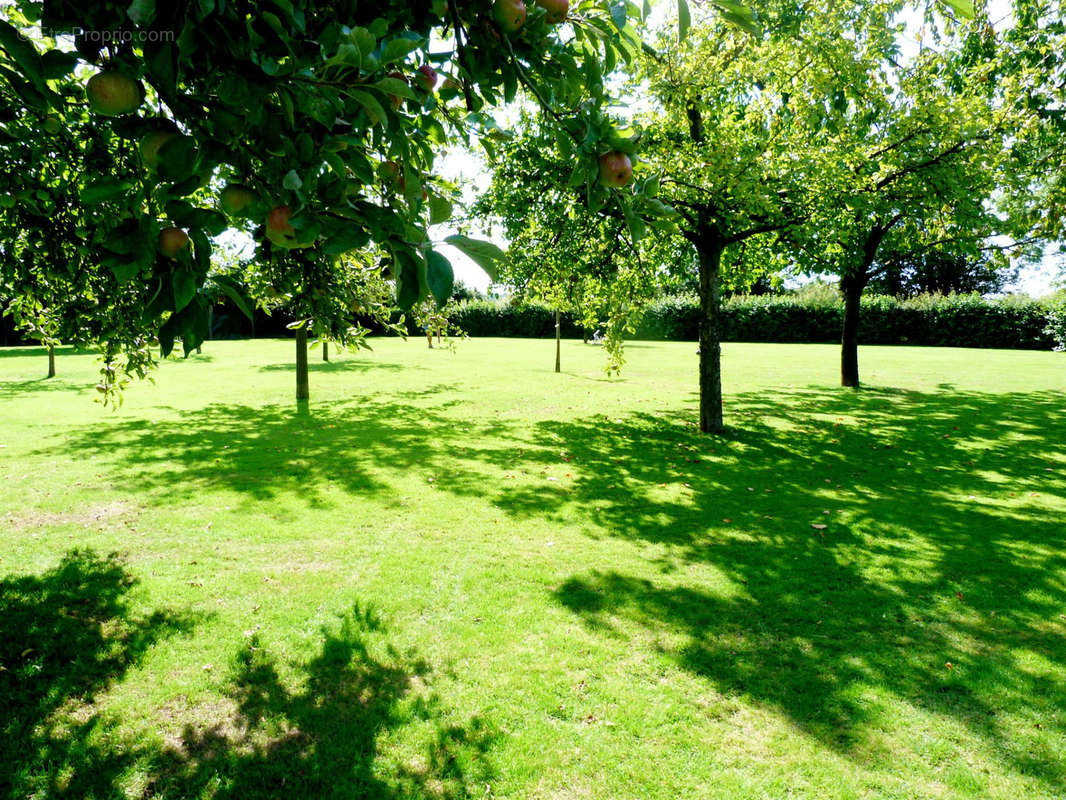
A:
[
  {"left": 322, "top": 341, "right": 329, "bottom": 362},
  {"left": 697, "top": 237, "right": 725, "bottom": 434},
  {"left": 841, "top": 278, "right": 863, "bottom": 388},
  {"left": 47, "top": 345, "right": 55, "bottom": 379},
  {"left": 295, "top": 328, "right": 310, "bottom": 401},
  {"left": 555, "top": 309, "right": 561, "bottom": 373}
]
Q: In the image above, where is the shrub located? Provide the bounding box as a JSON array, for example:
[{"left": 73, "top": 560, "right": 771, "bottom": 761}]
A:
[
  {"left": 1046, "top": 299, "right": 1066, "bottom": 351},
  {"left": 452, "top": 293, "right": 1060, "bottom": 350}
]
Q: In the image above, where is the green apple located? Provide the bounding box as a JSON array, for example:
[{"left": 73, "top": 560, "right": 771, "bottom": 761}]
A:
[
  {"left": 86, "top": 71, "right": 143, "bottom": 116},
  {"left": 220, "top": 184, "right": 257, "bottom": 217},
  {"left": 158, "top": 227, "right": 190, "bottom": 259}
]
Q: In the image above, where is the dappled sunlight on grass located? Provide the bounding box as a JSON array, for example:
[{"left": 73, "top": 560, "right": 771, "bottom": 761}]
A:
[{"left": 1, "top": 339, "right": 1064, "bottom": 798}]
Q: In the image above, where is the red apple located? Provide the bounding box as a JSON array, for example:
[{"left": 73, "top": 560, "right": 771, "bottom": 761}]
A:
[
  {"left": 267, "top": 205, "right": 294, "bottom": 235},
  {"left": 158, "top": 227, "right": 190, "bottom": 259},
  {"left": 536, "top": 0, "right": 569, "bottom": 24},
  {"left": 386, "top": 71, "right": 408, "bottom": 109},
  {"left": 598, "top": 151, "right": 633, "bottom": 188},
  {"left": 416, "top": 64, "right": 438, "bottom": 92},
  {"left": 493, "top": 0, "right": 527, "bottom": 33}
]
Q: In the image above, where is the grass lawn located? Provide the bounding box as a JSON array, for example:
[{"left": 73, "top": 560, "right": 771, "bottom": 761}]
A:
[{"left": 1, "top": 337, "right": 1064, "bottom": 800}]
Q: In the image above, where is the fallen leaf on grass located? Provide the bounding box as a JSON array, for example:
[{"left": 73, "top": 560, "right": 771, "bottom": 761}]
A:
[{"left": 811, "top": 524, "right": 827, "bottom": 530}]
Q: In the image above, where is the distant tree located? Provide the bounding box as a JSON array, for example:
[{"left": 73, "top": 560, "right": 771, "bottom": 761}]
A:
[
  {"left": 781, "top": 6, "right": 1032, "bottom": 387},
  {"left": 868, "top": 248, "right": 1018, "bottom": 298},
  {"left": 450, "top": 279, "right": 485, "bottom": 303},
  {"left": 472, "top": 121, "right": 673, "bottom": 374}
]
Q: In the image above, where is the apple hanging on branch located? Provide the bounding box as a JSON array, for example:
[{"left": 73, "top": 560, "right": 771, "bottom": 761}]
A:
[
  {"left": 493, "top": 0, "right": 527, "bottom": 33},
  {"left": 536, "top": 0, "right": 570, "bottom": 24},
  {"left": 138, "top": 127, "right": 178, "bottom": 170},
  {"left": 598, "top": 151, "right": 634, "bottom": 188},
  {"left": 415, "top": 64, "right": 438, "bottom": 92},
  {"left": 220, "top": 184, "right": 257, "bottom": 217},
  {"left": 157, "top": 227, "right": 190, "bottom": 259},
  {"left": 86, "top": 70, "right": 143, "bottom": 116}
]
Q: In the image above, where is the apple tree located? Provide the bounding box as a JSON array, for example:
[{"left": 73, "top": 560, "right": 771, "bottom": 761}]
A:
[
  {"left": 471, "top": 117, "right": 678, "bottom": 374},
  {"left": 0, "top": 47, "right": 160, "bottom": 388},
  {"left": 777, "top": 4, "right": 1035, "bottom": 387},
  {"left": 0, "top": 0, "right": 660, "bottom": 401}
]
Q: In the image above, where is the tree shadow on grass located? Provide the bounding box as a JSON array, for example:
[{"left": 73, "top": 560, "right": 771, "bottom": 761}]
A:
[
  {"left": 256, "top": 359, "right": 408, "bottom": 374},
  {"left": 0, "top": 553, "right": 495, "bottom": 799},
  {"left": 31, "top": 382, "right": 1066, "bottom": 787},
  {"left": 47, "top": 387, "right": 465, "bottom": 507},
  {"left": 144, "top": 604, "right": 496, "bottom": 799},
  {"left": 0, "top": 550, "right": 197, "bottom": 799},
  {"left": 0, "top": 377, "right": 85, "bottom": 397},
  {"left": 530, "top": 387, "right": 1066, "bottom": 787}
]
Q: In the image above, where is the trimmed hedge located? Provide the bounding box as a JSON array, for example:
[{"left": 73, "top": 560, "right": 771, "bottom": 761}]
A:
[{"left": 451, "top": 294, "right": 1062, "bottom": 350}]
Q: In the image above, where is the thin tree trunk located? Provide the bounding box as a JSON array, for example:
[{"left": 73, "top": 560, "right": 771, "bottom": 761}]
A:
[
  {"left": 697, "top": 238, "right": 725, "bottom": 434},
  {"left": 555, "top": 309, "right": 561, "bottom": 373},
  {"left": 295, "top": 328, "right": 310, "bottom": 401},
  {"left": 322, "top": 341, "right": 329, "bottom": 362},
  {"left": 841, "top": 280, "right": 862, "bottom": 388},
  {"left": 47, "top": 345, "right": 55, "bottom": 378}
]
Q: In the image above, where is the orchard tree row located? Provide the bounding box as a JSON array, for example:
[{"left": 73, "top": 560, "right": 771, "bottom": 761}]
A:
[
  {"left": 2, "top": 1, "right": 1063, "bottom": 432},
  {"left": 0, "top": 0, "right": 704, "bottom": 399},
  {"left": 478, "top": 0, "right": 1064, "bottom": 431}
]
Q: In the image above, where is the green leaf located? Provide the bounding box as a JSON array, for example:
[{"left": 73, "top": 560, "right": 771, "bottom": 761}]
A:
[
  {"left": 159, "top": 314, "right": 178, "bottom": 357},
  {"left": 126, "top": 0, "right": 157, "bottom": 25},
  {"left": 381, "top": 37, "right": 420, "bottom": 64},
  {"left": 940, "top": 0, "right": 975, "bottom": 19},
  {"left": 374, "top": 76, "right": 417, "bottom": 100},
  {"left": 156, "top": 136, "right": 199, "bottom": 182},
  {"left": 82, "top": 177, "right": 131, "bottom": 204},
  {"left": 443, "top": 234, "right": 505, "bottom": 282},
  {"left": 428, "top": 194, "right": 453, "bottom": 225},
  {"left": 426, "top": 250, "right": 455, "bottom": 309},
  {"left": 394, "top": 250, "right": 420, "bottom": 310},
  {"left": 0, "top": 19, "right": 44, "bottom": 89},
  {"left": 283, "top": 169, "right": 303, "bottom": 190},
  {"left": 323, "top": 224, "right": 371, "bottom": 256},
  {"left": 347, "top": 89, "right": 387, "bottom": 126},
  {"left": 40, "top": 49, "right": 78, "bottom": 79},
  {"left": 212, "top": 274, "right": 254, "bottom": 321},
  {"left": 678, "top": 0, "right": 691, "bottom": 42},
  {"left": 173, "top": 270, "right": 197, "bottom": 312},
  {"left": 714, "top": 1, "right": 759, "bottom": 34},
  {"left": 403, "top": 163, "right": 422, "bottom": 209}
]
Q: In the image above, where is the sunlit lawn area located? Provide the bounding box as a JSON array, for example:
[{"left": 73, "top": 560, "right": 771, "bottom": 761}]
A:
[{"left": 1, "top": 338, "right": 1064, "bottom": 799}]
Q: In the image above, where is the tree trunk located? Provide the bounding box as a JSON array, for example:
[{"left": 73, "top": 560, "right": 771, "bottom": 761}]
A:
[
  {"left": 322, "top": 341, "right": 329, "bottom": 362},
  {"left": 47, "top": 345, "right": 55, "bottom": 379},
  {"left": 295, "top": 328, "right": 310, "bottom": 401},
  {"left": 841, "top": 280, "right": 863, "bottom": 388},
  {"left": 555, "top": 309, "right": 561, "bottom": 373},
  {"left": 697, "top": 237, "right": 725, "bottom": 434}
]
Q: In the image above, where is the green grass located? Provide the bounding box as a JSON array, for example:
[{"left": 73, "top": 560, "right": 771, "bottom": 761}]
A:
[{"left": 1, "top": 337, "right": 1064, "bottom": 800}]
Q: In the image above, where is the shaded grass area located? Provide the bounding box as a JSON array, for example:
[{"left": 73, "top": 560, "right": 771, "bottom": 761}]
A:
[
  {"left": 0, "top": 551, "right": 493, "bottom": 800},
  {"left": 0, "top": 339, "right": 1064, "bottom": 799}
]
